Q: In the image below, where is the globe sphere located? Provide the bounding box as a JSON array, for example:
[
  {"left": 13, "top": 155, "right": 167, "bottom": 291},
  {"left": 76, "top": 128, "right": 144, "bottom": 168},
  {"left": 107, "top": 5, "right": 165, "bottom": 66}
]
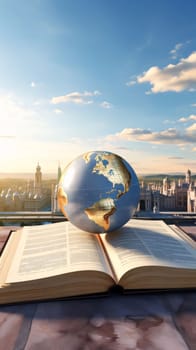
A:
[{"left": 58, "top": 151, "right": 140, "bottom": 233}]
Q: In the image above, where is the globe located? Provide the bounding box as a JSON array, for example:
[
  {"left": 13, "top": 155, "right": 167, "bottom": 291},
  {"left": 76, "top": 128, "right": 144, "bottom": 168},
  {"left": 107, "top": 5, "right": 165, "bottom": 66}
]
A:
[{"left": 57, "top": 151, "right": 140, "bottom": 233}]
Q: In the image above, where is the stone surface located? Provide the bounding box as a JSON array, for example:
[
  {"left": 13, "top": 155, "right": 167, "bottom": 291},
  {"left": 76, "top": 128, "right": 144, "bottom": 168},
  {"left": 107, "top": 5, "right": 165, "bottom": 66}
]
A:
[{"left": 0, "top": 227, "right": 196, "bottom": 350}]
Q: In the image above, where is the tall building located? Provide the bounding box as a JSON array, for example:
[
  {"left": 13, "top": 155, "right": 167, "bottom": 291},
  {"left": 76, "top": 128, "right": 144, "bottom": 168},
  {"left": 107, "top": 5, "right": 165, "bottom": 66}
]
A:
[{"left": 34, "top": 162, "right": 42, "bottom": 196}]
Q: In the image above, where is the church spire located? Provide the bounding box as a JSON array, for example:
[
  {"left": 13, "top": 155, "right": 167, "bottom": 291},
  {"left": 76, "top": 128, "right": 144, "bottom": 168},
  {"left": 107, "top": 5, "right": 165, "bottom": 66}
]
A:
[
  {"left": 35, "top": 162, "right": 42, "bottom": 195},
  {"left": 186, "top": 169, "right": 191, "bottom": 185},
  {"left": 57, "top": 161, "right": 62, "bottom": 182}
]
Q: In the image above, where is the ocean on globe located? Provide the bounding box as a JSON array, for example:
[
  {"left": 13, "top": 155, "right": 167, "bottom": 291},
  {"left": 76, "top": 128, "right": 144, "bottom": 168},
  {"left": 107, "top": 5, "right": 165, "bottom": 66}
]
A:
[{"left": 57, "top": 151, "right": 140, "bottom": 233}]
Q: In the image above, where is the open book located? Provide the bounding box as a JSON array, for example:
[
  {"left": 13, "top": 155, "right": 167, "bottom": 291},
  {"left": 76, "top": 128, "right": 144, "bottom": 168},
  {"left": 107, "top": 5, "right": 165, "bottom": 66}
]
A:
[{"left": 0, "top": 220, "right": 196, "bottom": 304}]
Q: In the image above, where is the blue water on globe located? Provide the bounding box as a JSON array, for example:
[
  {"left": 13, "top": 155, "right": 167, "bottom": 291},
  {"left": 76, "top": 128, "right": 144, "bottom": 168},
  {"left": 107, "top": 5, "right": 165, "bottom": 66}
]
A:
[{"left": 58, "top": 151, "right": 140, "bottom": 233}]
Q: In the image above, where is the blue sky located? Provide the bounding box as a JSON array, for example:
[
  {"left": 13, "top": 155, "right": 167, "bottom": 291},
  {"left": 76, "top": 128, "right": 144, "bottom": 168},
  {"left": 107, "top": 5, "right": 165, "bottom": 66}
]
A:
[{"left": 0, "top": 0, "right": 196, "bottom": 175}]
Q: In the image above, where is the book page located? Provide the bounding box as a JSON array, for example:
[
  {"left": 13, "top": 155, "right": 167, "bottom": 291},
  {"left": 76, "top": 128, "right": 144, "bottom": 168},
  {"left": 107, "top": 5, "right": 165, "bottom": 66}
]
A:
[
  {"left": 169, "top": 224, "right": 196, "bottom": 248},
  {"left": 5, "top": 222, "right": 113, "bottom": 283},
  {"left": 100, "top": 219, "right": 196, "bottom": 281}
]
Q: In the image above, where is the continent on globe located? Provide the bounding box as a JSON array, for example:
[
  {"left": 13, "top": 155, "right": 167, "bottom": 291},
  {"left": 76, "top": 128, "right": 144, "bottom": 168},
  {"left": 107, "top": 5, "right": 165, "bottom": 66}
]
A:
[
  {"left": 89, "top": 152, "right": 131, "bottom": 197},
  {"left": 58, "top": 150, "right": 140, "bottom": 233},
  {"left": 84, "top": 197, "right": 116, "bottom": 231}
]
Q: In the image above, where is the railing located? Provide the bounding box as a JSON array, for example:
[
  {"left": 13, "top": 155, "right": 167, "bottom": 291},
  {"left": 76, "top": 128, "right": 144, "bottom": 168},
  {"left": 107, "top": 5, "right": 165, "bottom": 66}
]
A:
[
  {"left": 0, "top": 211, "right": 195, "bottom": 225},
  {"left": 0, "top": 211, "right": 66, "bottom": 224}
]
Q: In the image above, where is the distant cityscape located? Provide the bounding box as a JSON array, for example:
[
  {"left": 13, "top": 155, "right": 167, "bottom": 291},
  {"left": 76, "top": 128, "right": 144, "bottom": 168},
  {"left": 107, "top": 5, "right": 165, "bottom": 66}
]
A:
[{"left": 0, "top": 163, "right": 196, "bottom": 214}]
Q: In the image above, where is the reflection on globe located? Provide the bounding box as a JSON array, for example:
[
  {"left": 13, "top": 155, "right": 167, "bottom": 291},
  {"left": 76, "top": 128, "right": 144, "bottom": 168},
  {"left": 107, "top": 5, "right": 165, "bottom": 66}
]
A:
[{"left": 57, "top": 151, "right": 140, "bottom": 233}]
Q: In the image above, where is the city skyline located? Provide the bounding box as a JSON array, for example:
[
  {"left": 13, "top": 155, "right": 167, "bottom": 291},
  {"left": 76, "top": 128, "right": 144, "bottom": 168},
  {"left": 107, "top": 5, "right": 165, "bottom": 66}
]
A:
[{"left": 0, "top": 1, "right": 196, "bottom": 175}]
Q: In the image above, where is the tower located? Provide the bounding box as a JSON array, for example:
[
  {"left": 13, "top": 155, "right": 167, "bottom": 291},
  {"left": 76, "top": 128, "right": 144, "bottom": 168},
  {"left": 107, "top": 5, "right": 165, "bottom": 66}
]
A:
[
  {"left": 186, "top": 169, "right": 191, "bottom": 185},
  {"left": 34, "top": 162, "right": 42, "bottom": 195},
  {"left": 163, "top": 176, "right": 170, "bottom": 195},
  {"left": 57, "top": 162, "right": 62, "bottom": 182}
]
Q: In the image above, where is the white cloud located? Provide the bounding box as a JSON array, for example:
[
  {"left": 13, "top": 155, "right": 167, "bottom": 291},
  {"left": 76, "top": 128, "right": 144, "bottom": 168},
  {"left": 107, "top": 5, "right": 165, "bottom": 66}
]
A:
[
  {"left": 169, "top": 41, "right": 191, "bottom": 60},
  {"left": 106, "top": 124, "right": 196, "bottom": 145},
  {"left": 51, "top": 90, "right": 101, "bottom": 105},
  {"left": 163, "top": 119, "right": 176, "bottom": 124},
  {"left": 186, "top": 122, "right": 196, "bottom": 133},
  {"left": 191, "top": 103, "right": 196, "bottom": 107},
  {"left": 178, "top": 117, "right": 188, "bottom": 123},
  {"left": 30, "top": 81, "right": 36, "bottom": 88},
  {"left": 126, "top": 80, "right": 136, "bottom": 86},
  {"left": 169, "top": 43, "right": 183, "bottom": 59},
  {"left": 54, "top": 108, "right": 63, "bottom": 114},
  {"left": 178, "top": 114, "right": 196, "bottom": 123},
  {"left": 136, "top": 52, "right": 196, "bottom": 93},
  {"left": 100, "top": 101, "right": 112, "bottom": 109}
]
